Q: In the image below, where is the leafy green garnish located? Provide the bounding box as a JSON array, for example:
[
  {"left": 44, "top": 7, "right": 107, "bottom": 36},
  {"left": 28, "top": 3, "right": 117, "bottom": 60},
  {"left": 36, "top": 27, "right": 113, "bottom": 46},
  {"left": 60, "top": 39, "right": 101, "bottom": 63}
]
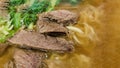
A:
[
  {"left": 24, "top": 0, "right": 49, "bottom": 14},
  {"left": 22, "top": 13, "right": 37, "bottom": 27},
  {"left": 0, "top": 18, "right": 14, "bottom": 43},
  {"left": 12, "top": 13, "right": 22, "bottom": 30},
  {"left": 47, "top": 0, "right": 61, "bottom": 11},
  {"left": 21, "top": 0, "right": 49, "bottom": 26},
  {"left": 9, "top": 0, "right": 26, "bottom": 6}
]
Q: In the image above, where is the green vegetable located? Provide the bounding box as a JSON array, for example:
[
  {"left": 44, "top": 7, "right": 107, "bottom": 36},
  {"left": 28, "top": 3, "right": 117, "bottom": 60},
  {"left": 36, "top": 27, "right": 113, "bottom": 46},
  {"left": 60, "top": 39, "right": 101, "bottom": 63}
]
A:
[
  {"left": 21, "top": 0, "right": 49, "bottom": 27},
  {"left": 47, "top": 0, "right": 61, "bottom": 11},
  {"left": 9, "top": 0, "right": 26, "bottom": 6},
  {"left": 28, "top": 23, "right": 34, "bottom": 30},
  {"left": 0, "top": 18, "right": 14, "bottom": 43},
  {"left": 24, "top": 0, "right": 49, "bottom": 14},
  {"left": 8, "top": 0, "right": 26, "bottom": 14},
  {"left": 8, "top": 0, "right": 60, "bottom": 28},
  {"left": 12, "top": 13, "right": 22, "bottom": 30}
]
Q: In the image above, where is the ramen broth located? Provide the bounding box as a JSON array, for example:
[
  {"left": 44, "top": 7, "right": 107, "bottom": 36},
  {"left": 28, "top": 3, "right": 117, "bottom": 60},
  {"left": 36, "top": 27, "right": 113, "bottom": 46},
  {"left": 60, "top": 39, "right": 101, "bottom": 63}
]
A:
[{"left": 0, "top": 0, "right": 120, "bottom": 68}]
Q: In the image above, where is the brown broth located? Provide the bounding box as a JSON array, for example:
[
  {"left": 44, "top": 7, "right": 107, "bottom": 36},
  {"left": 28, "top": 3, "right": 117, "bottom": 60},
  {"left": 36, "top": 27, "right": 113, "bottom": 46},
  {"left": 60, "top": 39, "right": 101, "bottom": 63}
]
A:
[{"left": 0, "top": 0, "right": 120, "bottom": 68}]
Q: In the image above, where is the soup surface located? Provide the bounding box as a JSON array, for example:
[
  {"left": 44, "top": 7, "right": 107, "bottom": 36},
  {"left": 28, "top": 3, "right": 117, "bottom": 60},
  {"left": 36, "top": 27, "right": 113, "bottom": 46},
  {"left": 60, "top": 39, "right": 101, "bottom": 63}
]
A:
[{"left": 0, "top": 0, "right": 120, "bottom": 68}]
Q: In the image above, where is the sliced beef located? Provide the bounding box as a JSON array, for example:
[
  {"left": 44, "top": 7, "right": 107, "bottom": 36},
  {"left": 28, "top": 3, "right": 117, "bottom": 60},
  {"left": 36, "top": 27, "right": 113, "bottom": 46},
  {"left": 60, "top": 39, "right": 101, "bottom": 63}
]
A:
[
  {"left": 5, "top": 49, "right": 47, "bottom": 68},
  {"left": 39, "top": 10, "right": 78, "bottom": 26},
  {"left": 37, "top": 20, "right": 68, "bottom": 37},
  {"left": 0, "top": 43, "right": 8, "bottom": 56},
  {"left": 8, "top": 30, "right": 74, "bottom": 53},
  {"left": 37, "top": 10, "right": 78, "bottom": 36},
  {"left": 13, "top": 49, "right": 46, "bottom": 68}
]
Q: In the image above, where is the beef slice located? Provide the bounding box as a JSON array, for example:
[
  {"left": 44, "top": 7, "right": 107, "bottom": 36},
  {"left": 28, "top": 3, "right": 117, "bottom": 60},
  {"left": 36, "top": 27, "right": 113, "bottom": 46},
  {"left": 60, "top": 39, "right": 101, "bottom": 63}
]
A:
[
  {"left": 39, "top": 10, "right": 78, "bottom": 26},
  {"left": 5, "top": 49, "right": 47, "bottom": 68},
  {"left": 8, "top": 30, "right": 74, "bottom": 53},
  {"left": 37, "top": 20, "right": 68, "bottom": 37}
]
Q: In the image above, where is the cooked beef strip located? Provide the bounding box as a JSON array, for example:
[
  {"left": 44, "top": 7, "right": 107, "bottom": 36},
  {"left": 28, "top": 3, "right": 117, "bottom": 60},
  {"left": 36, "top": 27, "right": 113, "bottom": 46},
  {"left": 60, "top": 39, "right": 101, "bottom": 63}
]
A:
[
  {"left": 37, "top": 20, "right": 68, "bottom": 37},
  {"left": 0, "top": 43, "right": 8, "bottom": 56},
  {"left": 39, "top": 10, "right": 78, "bottom": 26},
  {"left": 14, "top": 49, "right": 46, "bottom": 68},
  {"left": 5, "top": 49, "right": 47, "bottom": 68},
  {"left": 37, "top": 10, "right": 78, "bottom": 37},
  {"left": 8, "top": 30, "right": 74, "bottom": 53}
]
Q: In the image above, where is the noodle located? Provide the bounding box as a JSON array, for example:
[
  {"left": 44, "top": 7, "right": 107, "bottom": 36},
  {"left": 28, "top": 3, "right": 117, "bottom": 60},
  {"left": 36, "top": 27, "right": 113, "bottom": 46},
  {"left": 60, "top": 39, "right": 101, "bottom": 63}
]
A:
[{"left": 78, "top": 4, "right": 104, "bottom": 24}]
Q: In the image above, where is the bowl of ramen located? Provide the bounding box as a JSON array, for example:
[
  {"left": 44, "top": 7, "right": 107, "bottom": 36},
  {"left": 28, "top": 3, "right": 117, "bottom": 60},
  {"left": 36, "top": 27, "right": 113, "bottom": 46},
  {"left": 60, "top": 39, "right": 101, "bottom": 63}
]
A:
[{"left": 0, "top": 0, "right": 120, "bottom": 68}]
